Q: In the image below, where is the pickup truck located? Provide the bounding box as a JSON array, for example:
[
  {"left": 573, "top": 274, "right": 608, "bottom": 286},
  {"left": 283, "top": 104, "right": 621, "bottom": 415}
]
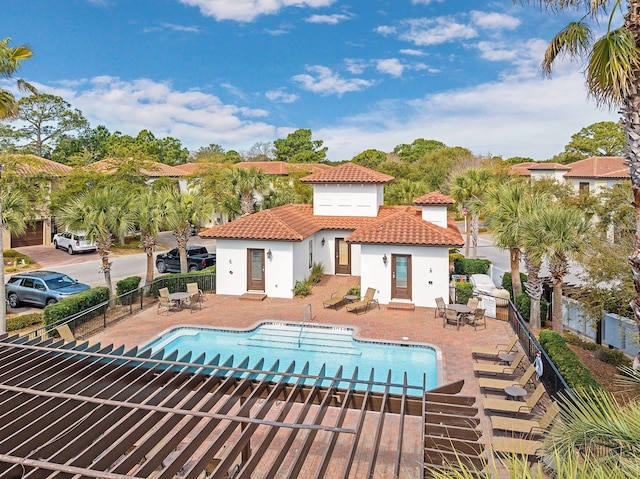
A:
[{"left": 155, "top": 246, "right": 216, "bottom": 273}]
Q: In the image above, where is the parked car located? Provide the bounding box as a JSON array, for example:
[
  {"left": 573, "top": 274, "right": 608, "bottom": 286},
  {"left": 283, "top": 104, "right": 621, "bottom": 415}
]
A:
[
  {"left": 6, "top": 270, "right": 91, "bottom": 308},
  {"left": 469, "top": 274, "right": 497, "bottom": 295},
  {"left": 155, "top": 246, "right": 216, "bottom": 273},
  {"left": 53, "top": 231, "right": 96, "bottom": 254}
]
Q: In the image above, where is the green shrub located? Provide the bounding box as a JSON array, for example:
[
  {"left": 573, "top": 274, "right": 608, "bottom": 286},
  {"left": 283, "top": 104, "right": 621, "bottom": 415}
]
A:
[
  {"left": 564, "top": 332, "right": 632, "bottom": 367},
  {"left": 502, "top": 272, "right": 528, "bottom": 297},
  {"left": 309, "top": 263, "right": 324, "bottom": 284},
  {"left": 293, "top": 280, "right": 312, "bottom": 297},
  {"left": 453, "top": 258, "right": 490, "bottom": 275},
  {"left": 454, "top": 281, "right": 474, "bottom": 305},
  {"left": 449, "top": 252, "right": 465, "bottom": 264},
  {"left": 3, "top": 249, "right": 33, "bottom": 265},
  {"left": 515, "top": 293, "right": 548, "bottom": 327},
  {"left": 347, "top": 286, "right": 360, "bottom": 297},
  {"left": 7, "top": 312, "right": 42, "bottom": 332},
  {"left": 539, "top": 330, "right": 601, "bottom": 391},
  {"left": 43, "top": 287, "right": 110, "bottom": 328},
  {"left": 151, "top": 270, "right": 216, "bottom": 296},
  {"left": 116, "top": 276, "right": 141, "bottom": 305}
]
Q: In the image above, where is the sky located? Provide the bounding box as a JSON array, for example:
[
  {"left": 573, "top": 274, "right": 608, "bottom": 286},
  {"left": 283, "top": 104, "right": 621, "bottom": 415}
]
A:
[{"left": 2, "top": 0, "right": 618, "bottom": 162}]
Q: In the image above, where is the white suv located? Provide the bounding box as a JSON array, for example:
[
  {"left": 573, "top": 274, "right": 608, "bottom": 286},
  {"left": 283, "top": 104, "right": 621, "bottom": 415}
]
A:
[{"left": 53, "top": 231, "right": 96, "bottom": 255}]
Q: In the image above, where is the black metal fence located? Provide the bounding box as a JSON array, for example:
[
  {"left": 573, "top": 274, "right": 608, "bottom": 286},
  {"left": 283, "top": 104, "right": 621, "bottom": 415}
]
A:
[{"left": 27, "top": 273, "right": 216, "bottom": 342}]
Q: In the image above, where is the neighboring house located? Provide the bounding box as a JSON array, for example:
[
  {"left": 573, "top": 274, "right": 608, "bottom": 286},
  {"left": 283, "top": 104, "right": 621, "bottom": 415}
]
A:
[
  {"left": 200, "top": 163, "right": 463, "bottom": 308},
  {"left": 87, "top": 158, "right": 190, "bottom": 191},
  {"left": 1, "top": 154, "right": 71, "bottom": 248},
  {"left": 510, "top": 156, "right": 629, "bottom": 193}
]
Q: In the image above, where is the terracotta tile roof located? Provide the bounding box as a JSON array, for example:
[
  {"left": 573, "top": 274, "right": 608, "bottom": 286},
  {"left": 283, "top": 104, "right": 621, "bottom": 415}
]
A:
[
  {"left": 346, "top": 208, "right": 464, "bottom": 247},
  {"left": 300, "top": 162, "right": 394, "bottom": 184},
  {"left": 563, "top": 156, "right": 629, "bottom": 179},
  {"left": 87, "top": 158, "right": 188, "bottom": 177},
  {"left": 201, "top": 203, "right": 463, "bottom": 247},
  {"left": 507, "top": 162, "right": 539, "bottom": 177},
  {"left": 526, "top": 162, "right": 571, "bottom": 171},
  {"left": 3, "top": 154, "right": 72, "bottom": 177},
  {"left": 413, "top": 192, "right": 455, "bottom": 205}
]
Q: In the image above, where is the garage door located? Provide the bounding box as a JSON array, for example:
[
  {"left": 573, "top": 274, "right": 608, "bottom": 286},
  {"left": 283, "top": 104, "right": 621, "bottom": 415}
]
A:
[{"left": 12, "top": 221, "right": 44, "bottom": 247}]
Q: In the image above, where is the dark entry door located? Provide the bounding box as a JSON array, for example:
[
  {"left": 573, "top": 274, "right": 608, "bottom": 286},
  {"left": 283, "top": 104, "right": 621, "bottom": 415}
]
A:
[
  {"left": 335, "top": 238, "right": 351, "bottom": 275},
  {"left": 391, "top": 254, "right": 412, "bottom": 300},
  {"left": 247, "top": 249, "right": 265, "bottom": 291}
]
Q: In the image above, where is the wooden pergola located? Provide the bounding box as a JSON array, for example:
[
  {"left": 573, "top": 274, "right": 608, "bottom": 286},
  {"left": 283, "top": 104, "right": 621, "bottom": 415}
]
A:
[{"left": 0, "top": 333, "right": 453, "bottom": 479}]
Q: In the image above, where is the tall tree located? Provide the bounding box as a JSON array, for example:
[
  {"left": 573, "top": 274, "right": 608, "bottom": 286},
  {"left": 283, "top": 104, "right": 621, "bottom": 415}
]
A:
[
  {"left": 554, "top": 121, "right": 626, "bottom": 164},
  {"left": 351, "top": 149, "right": 387, "bottom": 169},
  {"left": 526, "top": 0, "right": 640, "bottom": 336},
  {"left": 385, "top": 178, "right": 429, "bottom": 205},
  {"left": 0, "top": 37, "right": 35, "bottom": 120},
  {"left": 161, "top": 188, "right": 214, "bottom": 273},
  {"left": 56, "top": 187, "right": 135, "bottom": 297},
  {"left": 244, "top": 141, "right": 275, "bottom": 162},
  {"left": 222, "top": 167, "right": 269, "bottom": 216},
  {"left": 137, "top": 189, "right": 173, "bottom": 286},
  {"left": 449, "top": 168, "right": 494, "bottom": 258},
  {"left": 393, "top": 138, "right": 446, "bottom": 163},
  {"left": 5, "top": 93, "right": 88, "bottom": 157},
  {"left": 273, "top": 129, "right": 327, "bottom": 163}
]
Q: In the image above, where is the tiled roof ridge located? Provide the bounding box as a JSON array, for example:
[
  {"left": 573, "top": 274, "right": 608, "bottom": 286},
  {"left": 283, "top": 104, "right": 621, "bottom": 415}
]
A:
[
  {"left": 300, "top": 162, "right": 394, "bottom": 183},
  {"left": 413, "top": 191, "right": 455, "bottom": 205}
]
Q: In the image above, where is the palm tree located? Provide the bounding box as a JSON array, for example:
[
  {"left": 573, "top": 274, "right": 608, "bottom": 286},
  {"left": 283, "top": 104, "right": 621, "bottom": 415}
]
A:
[
  {"left": 528, "top": 1, "right": 640, "bottom": 336},
  {"left": 136, "top": 189, "right": 172, "bottom": 286},
  {"left": 385, "top": 178, "right": 429, "bottom": 205},
  {"left": 522, "top": 205, "right": 588, "bottom": 333},
  {"left": 0, "top": 188, "right": 30, "bottom": 333},
  {"left": 161, "top": 188, "right": 214, "bottom": 273},
  {"left": 450, "top": 168, "right": 494, "bottom": 258},
  {"left": 57, "top": 187, "right": 135, "bottom": 297},
  {"left": 0, "top": 37, "right": 35, "bottom": 120},
  {"left": 223, "top": 167, "right": 268, "bottom": 216}
]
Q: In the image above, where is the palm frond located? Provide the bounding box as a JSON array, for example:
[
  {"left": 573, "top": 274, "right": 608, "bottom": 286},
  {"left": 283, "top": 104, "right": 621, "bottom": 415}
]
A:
[
  {"left": 587, "top": 27, "right": 640, "bottom": 105},
  {"left": 542, "top": 22, "right": 592, "bottom": 76}
]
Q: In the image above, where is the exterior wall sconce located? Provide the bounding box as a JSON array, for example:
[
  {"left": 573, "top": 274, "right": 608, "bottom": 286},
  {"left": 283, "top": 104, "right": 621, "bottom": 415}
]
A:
[
  {"left": 321, "top": 238, "right": 325, "bottom": 246},
  {"left": 382, "top": 254, "right": 387, "bottom": 265},
  {"left": 429, "top": 267, "right": 432, "bottom": 273},
  {"left": 267, "top": 249, "right": 272, "bottom": 260}
]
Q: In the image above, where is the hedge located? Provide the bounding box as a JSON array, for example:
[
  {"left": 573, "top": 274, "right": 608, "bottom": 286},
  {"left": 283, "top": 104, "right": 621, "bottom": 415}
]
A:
[
  {"left": 454, "top": 281, "right": 474, "bottom": 305},
  {"left": 7, "top": 312, "right": 42, "bottom": 332},
  {"left": 539, "top": 329, "right": 601, "bottom": 391},
  {"left": 116, "top": 276, "right": 141, "bottom": 305},
  {"left": 515, "top": 293, "right": 548, "bottom": 327},
  {"left": 151, "top": 269, "right": 216, "bottom": 297},
  {"left": 502, "top": 272, "right": 528, "bottom": 297},
  {"left": 453, "top": 258, "right": 490, "bottom": 276},
  {"left": 43, "top": 287, "right": 110, "bottom": 328}
]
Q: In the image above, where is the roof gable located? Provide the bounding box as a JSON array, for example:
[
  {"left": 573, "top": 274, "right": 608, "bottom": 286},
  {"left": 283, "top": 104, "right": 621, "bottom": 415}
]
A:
[
  {"left": 300, "top": 162, "right": 394, "bottom": 184},
  {"left": 3, "top": 154, "right": 72, "bottom": 177},
  {"left": 87, "top": 158, "right": 188, "bottom": 177},
  {"left": 413, "top": 192, "right": 455, "bottom": 206},
  {"left": 563, "top": 156, "right": 629, "bottom": 179}
]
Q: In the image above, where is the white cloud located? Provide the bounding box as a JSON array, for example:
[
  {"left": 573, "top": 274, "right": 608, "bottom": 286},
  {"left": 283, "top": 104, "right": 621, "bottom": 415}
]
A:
[
  {"left": 398, "top": 17, "right": 477, "bottom": 46},
  {"left": 411, "top": 0, "right": 444, "bottom": 4},
  {"left": 399, "top": 48, "right": 426, "bottom": 56},
  {"left": 178, "top": 0, "right": 336, "bottom": 22},
  {"left": 470, "top": 11, "right": 521, "bottom": 31},
  {"left": 305, "top": 13, "right": 351, "bottom": 25},
  {"left": 344, "top": 58, "right": 368, "bottom": 74},
  {"left": 375, "top": 25, "right": 396, "bottom": 36},
  {"left": 476, "top": 41, "right": 519, "bottom": 62},
  {"left": 266, "top": 89, "right": 299, "bottom": 103},
  {"left": 376, "top": 58, "right": 404, "bottom": 77},
  {"left": 292, "top": 65, "right": 373, "bottom": 96},
  {"left": 31, "top": 76, "right": 275, "bottom": 150}
]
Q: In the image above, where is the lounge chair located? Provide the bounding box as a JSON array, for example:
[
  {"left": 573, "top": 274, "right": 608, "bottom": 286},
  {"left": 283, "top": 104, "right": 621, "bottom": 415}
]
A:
[
  {"left": 473, "top": 350, "right": 525, "bottom": 376},
  {"left": 478, "top": 364, "right": 536, "bottom": 392},
  {"left": 323, "top": 284, "right": 350, "bottom": 309},
  {"left": 346, "top": 287, "right": 379, "bottom": 314},
  {"left": 491, "top": 402, "right": 559, "bottom": 436},
  {"left": 483, "top": 383, "right": 546, "bottom": 415},
  {"left": 491, "top": 436, "right": 545, "bottom": 459},
  {"left": 465, "top": 308, "right": 486, "bottom": 330},
  {"left": 443, "top": 308, "right": 461, "bottom": 330},
  {"left": 471, "top": 335, "right": 519, "bottom": 359},
  {"left": 434, "top": 297, "right": 446, "bottom": 319}
]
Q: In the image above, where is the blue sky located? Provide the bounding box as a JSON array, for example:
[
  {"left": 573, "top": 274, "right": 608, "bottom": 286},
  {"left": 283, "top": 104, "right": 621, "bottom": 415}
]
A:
[{"left": 3, "top": 0, "right": 617, "bottom": 161}]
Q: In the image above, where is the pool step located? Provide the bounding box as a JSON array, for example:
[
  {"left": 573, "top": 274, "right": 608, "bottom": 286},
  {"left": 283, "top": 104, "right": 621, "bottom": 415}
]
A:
[{"left": 239, "top": 325, "right": 361, "bottom": 355}]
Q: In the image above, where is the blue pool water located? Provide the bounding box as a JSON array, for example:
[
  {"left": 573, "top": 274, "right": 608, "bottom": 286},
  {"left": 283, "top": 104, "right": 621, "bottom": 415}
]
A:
[{"left": 143, "top": 323, "right": 440, "bottom": 394}]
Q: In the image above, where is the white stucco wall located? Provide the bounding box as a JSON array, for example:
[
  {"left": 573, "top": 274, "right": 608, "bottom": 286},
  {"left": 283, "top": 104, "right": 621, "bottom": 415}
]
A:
[
  {"left": 312, "top": 184, "right": 382, "bottom": 217},
  {"left": 360, "top": 244, "right": 450, "bottom": 308},
  {"left": 214, "top": 239, "right": 296, "bottom": 298},
  {"left": 566, "top": 177, "right": 622, "bottom": 195},
  {"left": 420, "top": 205, "right": 448, "bottom": 228},
  {"left": 530, "top": 170, "right": 567, "bottom": 182}
]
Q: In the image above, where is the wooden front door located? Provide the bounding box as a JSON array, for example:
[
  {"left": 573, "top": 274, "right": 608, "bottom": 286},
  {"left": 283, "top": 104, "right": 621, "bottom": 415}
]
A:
[
  {"left": 391, "top": 254, "right": 412, "bottom": 300},
  {"left": 247, "top": 249, "right": 265, "bottom": 291},
  {"left": 335, "top": 238, "right": 351, "bottom": 275}
]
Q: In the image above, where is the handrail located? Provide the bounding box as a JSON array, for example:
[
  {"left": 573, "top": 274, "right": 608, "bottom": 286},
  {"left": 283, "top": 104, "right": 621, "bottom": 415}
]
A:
[{"left": 298, "top": 303, "right": 312, "bottom": 348}]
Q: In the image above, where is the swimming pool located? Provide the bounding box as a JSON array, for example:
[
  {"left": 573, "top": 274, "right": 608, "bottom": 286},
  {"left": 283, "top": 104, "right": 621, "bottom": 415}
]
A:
[{"left": 143, "top": 322, "right": 440, "bottom": 394}]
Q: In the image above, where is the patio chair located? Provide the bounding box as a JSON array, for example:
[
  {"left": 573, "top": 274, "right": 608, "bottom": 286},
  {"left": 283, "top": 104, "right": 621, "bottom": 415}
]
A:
[
  {"left": 323, "top": 284, "right": 350, "bottom": 309},
  {"left": 491, "top": 402, "right": 559, "bottom": 436},
  {"left": 490, "top": 436, "right": 545, "bottom": 459},
  {"left": 465, "top": 308, "right": 486, "bottom": 330},
  {"left": 56, "top": 324, "right": 76, "bottom": 343},
  {"left": 346, "top": 287, "right": 379, "bottom": 314},
  {"left": 478, "top": 364, "right": 536, "bottom": 392},
  {"left": 186, "top": 282, "right": 202, "bottom": 312},
  {"left": 159, "top": 287, "right": 170, "bottom": 299},
  {"left": 466, "top": 297, "right": 479, "bottom": 312},
  {"left": 158, "top": 296, "right": 179, "bottom": 315},
  {"left": 434, "top": 297, "right": 447, "bottom": 319},
  {"left": 443, "top": 308, "right": 461, "bottom": 330},
  {"left": 472, "top": 350, "right": 525, "bottom": 376},
  {"left": 483, "top": 383, "right": 546, "bottom": 415},
  {"left": 471, "top": 336, "right": 519, "bottom": 360}
]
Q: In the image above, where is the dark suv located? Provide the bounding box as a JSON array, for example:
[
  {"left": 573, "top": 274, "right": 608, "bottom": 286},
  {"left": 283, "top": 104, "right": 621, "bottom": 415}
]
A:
[{"left": 6, "top": 271, "right": 91, "bottom": 308}]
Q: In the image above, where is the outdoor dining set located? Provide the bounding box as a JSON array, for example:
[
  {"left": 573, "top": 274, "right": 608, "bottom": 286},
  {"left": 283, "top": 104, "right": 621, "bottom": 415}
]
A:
[
  {"left": 436, "top": 296, "right": 486, "bottom": 330},
  {"left": 157, "top": 283, "right": 204, "bottom": 314}
]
